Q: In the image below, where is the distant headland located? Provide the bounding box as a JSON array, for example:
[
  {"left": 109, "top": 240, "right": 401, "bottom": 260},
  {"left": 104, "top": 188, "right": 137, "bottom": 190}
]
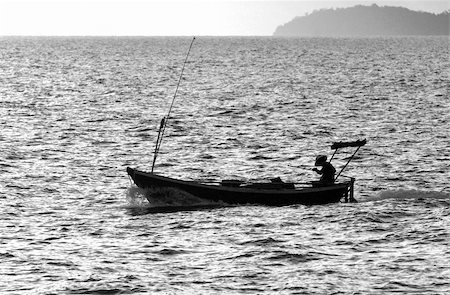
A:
[{"left": 273, "top": 4, "right": 449, "bottom": 36}]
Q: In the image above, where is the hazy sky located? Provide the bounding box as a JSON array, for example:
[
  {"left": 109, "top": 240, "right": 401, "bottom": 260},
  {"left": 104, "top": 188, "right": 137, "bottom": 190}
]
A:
[{"left": 0, "top": 0, "right": 448, "bottom": 36}]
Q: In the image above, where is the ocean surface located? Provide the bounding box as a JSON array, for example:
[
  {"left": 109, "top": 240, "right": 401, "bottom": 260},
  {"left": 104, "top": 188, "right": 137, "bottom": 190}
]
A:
[{"left": 0, "top": 36, "right": 449, "bottom": 294}]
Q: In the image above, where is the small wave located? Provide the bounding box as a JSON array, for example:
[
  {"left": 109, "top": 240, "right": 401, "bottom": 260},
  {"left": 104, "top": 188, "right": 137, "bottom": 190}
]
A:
[
  {"left": 248, "top": 155, "right": 272, "bottom": 160},
  {"left": 368, "top": 189, "right": 449, "bottom": 201},
  {"left": 156, "top": 248, "right": 187, "bottom": 256},
  {"left": 67, "top": 287, "right": 135, "bottom": 295},
  {"left": 267, "top": 250, "right": 319, "bottom": 263},
  {"left": 0, "top": 252, "right": 15, "bottom": 258},
  {"left": 239, "top": 237, "right": 282, "bottom": 246}
]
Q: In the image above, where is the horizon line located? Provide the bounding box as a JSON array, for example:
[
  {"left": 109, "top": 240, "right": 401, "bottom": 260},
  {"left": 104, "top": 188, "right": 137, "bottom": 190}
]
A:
[{"left": 1, "top": 34, "right": 448, "bottom": 38}]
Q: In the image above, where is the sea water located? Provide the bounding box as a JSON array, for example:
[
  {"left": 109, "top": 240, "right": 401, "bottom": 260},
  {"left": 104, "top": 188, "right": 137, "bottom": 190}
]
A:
[{"left": 0, "top": 36, "right": 449, "bottom": 294}]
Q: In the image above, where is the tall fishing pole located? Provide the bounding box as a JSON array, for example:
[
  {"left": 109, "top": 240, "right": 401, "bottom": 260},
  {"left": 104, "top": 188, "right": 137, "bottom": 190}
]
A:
[{"left": 151, "top": 37, "right": 196, "bottom": 173}]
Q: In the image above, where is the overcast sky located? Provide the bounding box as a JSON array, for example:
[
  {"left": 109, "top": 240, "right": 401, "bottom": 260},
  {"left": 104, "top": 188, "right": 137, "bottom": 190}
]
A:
[{"left": 0, "top": 0, "right": 448, "bottom": 36}]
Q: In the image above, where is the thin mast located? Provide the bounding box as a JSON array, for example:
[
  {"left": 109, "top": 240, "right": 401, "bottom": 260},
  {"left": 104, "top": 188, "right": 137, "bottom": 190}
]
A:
[{"left": 151, "top": 37, "right": 196, "bottom": 173}]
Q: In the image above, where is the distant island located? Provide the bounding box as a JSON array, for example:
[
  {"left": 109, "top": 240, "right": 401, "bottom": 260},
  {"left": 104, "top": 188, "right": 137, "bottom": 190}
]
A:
[{"left": 273, "top": 4, "right": 449, "bottom": 36}]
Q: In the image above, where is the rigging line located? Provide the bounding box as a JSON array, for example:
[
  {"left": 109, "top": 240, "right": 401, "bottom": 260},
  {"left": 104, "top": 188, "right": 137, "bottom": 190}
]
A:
[{"left": 151, "top": 36, "right": 196, "bottom": 173}]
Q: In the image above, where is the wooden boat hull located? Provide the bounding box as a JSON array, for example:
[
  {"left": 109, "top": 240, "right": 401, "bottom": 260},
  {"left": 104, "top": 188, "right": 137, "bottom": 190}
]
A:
[{"left": 127, "top": 167, "right": 353, "bottom": 206}]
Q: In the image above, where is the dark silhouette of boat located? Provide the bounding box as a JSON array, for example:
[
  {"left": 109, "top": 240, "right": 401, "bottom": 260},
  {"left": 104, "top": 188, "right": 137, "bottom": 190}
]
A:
[
  {"left": 126, "top": 167, "right": 355, "bottom": 206},
  {"left": 127, "top": 139, "right": 365, "bottom": 206}
]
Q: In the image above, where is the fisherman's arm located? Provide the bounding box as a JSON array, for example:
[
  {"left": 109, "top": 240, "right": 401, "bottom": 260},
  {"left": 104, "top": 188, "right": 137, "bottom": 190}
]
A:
[{"left": 312, "top": 168, "right": 323, "bottom": 174}]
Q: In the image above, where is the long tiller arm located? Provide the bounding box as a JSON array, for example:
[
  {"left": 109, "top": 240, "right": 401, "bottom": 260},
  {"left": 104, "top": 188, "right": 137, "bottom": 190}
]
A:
[
  {"left": 151, "top": 37, "right": 196, "bottom": 173},
  {"left": 334, "top": 145, "right": 362, "bottom": 181}
]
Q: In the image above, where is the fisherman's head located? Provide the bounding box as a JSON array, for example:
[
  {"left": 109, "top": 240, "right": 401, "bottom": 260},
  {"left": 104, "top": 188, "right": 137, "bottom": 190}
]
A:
[{"left": 315, "top": 155, "right": 327, "bottom": 166}]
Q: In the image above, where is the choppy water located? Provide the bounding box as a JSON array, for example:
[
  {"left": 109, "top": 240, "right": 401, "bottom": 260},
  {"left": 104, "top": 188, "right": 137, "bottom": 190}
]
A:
[{"left": 0, "top": 36, "right": 449, "bottom": 294}]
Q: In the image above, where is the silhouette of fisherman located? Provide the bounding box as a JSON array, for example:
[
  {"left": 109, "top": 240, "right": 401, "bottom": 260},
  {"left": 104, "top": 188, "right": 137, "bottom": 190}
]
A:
[{"left": 312, "top": 155, "right": 336, "bottom": 185}]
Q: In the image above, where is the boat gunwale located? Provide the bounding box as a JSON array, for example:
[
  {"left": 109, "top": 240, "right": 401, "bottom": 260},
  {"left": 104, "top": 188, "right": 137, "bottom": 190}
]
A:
[{"left": 127, "top": 167, "right": 351, "bottom": 195}]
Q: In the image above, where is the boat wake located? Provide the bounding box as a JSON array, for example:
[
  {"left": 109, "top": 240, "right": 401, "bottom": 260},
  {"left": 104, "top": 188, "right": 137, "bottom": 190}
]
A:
[
  {"left": 366, "top": 189, "right": 449, "bottom": 202},
  {"left": 125, "top": 185, "right": 228, "bottom": 213},
  {"left": 126, "top": 186, "right": 150, "bottom": 207}
]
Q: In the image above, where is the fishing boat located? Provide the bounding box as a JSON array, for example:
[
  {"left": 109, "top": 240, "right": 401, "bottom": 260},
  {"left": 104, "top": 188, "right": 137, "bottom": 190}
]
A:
[
  {"left": 127, "top": 139, "right": 366, "bottom": 206},
  {"left": 126, "top": 38, "right": 366, "bottom": 206},
  {"left": 128, "top": 168, "right": 353, "bottom": 206}
]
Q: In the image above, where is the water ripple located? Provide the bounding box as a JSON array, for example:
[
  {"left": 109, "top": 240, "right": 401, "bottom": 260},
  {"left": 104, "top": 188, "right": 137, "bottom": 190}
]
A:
[{"left": 0, "top": 36, "right": 448, "bottom": 294}]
